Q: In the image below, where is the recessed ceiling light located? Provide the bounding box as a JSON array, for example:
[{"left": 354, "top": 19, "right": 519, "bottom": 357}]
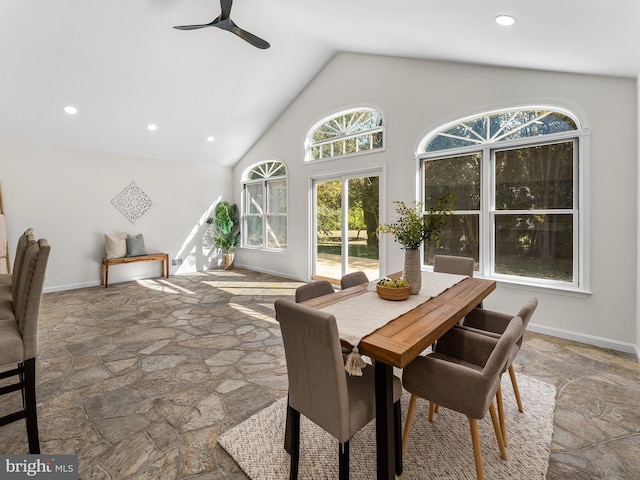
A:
[
  {"left": 63, "top": 106, "right": 78, "bottom": 115},
  {"left": 147, "top": 124, "right": 158, "bottom": 131},
  {"left": 495, "top": 15, "right": 516, "bottom": 26},
  {"left": 206, "top": 136, "right": 215, "bottom": 142}
]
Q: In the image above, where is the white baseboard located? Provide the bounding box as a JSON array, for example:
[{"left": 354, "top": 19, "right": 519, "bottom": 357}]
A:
[
  {"left": 528, "top": 322, "right": 638, "bottom": 357},
  {"left": 233, "top": 262, "right": 305, "bottom": 282},
  {"left": 44, "top": 281, "right": 100, "bottom": 293}
]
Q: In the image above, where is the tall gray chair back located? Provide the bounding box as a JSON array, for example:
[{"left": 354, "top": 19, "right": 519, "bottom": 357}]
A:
[
  {"left": 340, "top": 271, "right": 369, "bottom": 290},
  {"left": 402, "top": 316, "right": 523, "bottom": 480},
  {"left": 275, "top": 298, "right": 402, "bottom": 479},
  {"left": 433, "top": 254, "right": 474, "bottom": 276},
  {"left": 0, "top": 236, "right": 50, "bottom": 454},
  {"left": 294, "top": 280, "right": 334, "bottom": 303}
]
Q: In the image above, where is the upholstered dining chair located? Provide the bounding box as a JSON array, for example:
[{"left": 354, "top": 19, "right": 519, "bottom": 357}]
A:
[
  {"left": 433, "top": 254, "right": 475, "bottom": 276},
  {"left": 0, "top": 236, "right": 50, "bottom": 453},
  {"left": 458, "top": 298, "right": 538, "bottom": 443},
  {"left": 294, "top": 280, "right": 335, "bottom": 303},
  {"left": 340, "top": 271, "right": 369, "bottom": 290},
  {"left": 275, "top": 299, "right": 403, "bottom": 480},
  {"left": 402, "top": 315, "right": 523, "bottom": 480}
]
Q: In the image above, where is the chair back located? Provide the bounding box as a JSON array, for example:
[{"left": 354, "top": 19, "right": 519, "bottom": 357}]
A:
[
  {"left": 515, "top": 297, "right": 538, "bottom": 347},
  {"left": 433, "top": 255, "right": 474, "bottom": 276},
  {"left": 10, "top": 229, "right": 35, "bottom": 300},
  {"left": 295, "top": 280, "right": 334, "bottom": 303},
  {"left": 481, "top": 316, "right": 523, "bottom": 382},
  {"left": 340, "top": 271, "right": 369, "bottom": 290},
  {"left": 275, "top": 299, "right": 350, "bottom": 441},
  {"left": 14, "top": 238, "right": 50, "bottom": 360}
]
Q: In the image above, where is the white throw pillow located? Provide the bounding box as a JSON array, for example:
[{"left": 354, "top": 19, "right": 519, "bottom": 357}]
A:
[{"left": 105, "top": 233, "right": 127, "bottom": 259}]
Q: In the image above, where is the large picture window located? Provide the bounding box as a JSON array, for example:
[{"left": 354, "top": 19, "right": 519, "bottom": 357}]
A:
[
  {"left": 419, "top": 108, "right": 582, "bottom": 288},
  {"left": 242, "top": 161, "right": 287, "bottom": 251}
]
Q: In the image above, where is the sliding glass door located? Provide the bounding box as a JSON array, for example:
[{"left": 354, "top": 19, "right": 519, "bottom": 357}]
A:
[{"left": 313, "top": 174, "right": 380, "bottom": 284}]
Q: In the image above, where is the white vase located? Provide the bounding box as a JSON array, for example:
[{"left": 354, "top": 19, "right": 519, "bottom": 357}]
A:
[{"left": 403, "top": 248, "right": 422, "bottom": 295}]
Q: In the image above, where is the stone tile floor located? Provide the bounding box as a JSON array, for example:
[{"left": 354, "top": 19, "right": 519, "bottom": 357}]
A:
[{"left": 0, "top": 269, "right": 638, "bottom": 479}]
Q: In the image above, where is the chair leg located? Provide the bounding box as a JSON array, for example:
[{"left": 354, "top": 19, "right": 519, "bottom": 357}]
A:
[
  {"left": 468, "top": 417, "right": 484, "bottom": 480},
  {"left": 402, "top": 394, "right": 417, "bottom": 453},
  {"left": 428, "top": 401, "right": 437, "bottom": 421},
  {"left": 288, "top": 405, "right": 300, "bottom": 480},
  {"left": 284, "top": 395, "right": 292, "bottom": 454},
  {"left": 23, "top": 359, "right": 40, "bottom": 454},
  {"left": 338, "top": 441, "right": 349, "bottom": 480},
  {"left": 496, "top": 385, "right": 506, "bottom": 447},
  {"left": 489, "top": 402, "right": 507, "bottom": 460},
  {"left": 394, "top": 400, "right": 402, "bottom": 475},
  {"left": 508, "top": 364, "right": 524, "bottom": 413}
]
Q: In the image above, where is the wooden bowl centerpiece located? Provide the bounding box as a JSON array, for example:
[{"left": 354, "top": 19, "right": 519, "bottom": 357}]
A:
[{"left": 376, "top": 277, "right": 411, "bottom": 301}]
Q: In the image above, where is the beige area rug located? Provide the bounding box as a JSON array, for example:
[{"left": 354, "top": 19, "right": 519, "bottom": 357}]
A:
[{"left": 218, "top": 375, "right": 556, "bottom": 479}]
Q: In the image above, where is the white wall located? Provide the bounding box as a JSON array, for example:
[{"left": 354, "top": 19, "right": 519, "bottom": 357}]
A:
[
  {"left": 637, "top": 73, "right": 640, "bottom": 362},
  {"left": 233, "top": 53, "right": 638, "bottom": 354},
  {"left": 1, "top": 138, "right": 233, "bottom": 289}
]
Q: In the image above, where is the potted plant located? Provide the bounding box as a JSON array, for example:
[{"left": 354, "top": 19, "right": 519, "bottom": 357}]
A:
[
  {"left": 207, "top": 202, "right": 240, "bottom": 270},
  {"left": 378, "top": 193, "right": 455, "bottom": 294}
]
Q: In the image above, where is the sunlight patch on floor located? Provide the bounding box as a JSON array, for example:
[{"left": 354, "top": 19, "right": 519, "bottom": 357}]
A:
[
  {"left": 228, "top": 302, "right": 278, "bottom": 324},
  {"left": 201, "top": 280, "right": 301, "bottom": 296}
]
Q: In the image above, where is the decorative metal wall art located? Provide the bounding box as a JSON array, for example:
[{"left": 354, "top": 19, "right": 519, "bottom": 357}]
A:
[{"left": 111, "top": 181, "right": 155, "bottom": 224}]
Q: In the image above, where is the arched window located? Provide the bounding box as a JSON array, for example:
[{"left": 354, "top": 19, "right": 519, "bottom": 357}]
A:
[
  {"left": 418, "top": 107, "right": 584, "bottom": 289},
  {"left": 305, "top": 108, "right": 384, "bottom": 161},
  {"left": 242, "top": 160, "right": 287, "bottom": 251}
]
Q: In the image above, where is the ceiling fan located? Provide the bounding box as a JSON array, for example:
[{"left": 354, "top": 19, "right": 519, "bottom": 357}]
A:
[{"left": 174, "top": 0, "right": 270, "bottom": 50}]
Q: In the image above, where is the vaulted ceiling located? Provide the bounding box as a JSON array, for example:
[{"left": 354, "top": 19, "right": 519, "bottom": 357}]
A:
[{"left": 1, "top": 0, "right": 638, "bottom": 168}]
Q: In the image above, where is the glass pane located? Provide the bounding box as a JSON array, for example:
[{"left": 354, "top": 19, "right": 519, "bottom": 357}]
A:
[
  {"left": 424, "top": 214, "right": 479, "bottom": 268},
  {"left": 321, "top": 143, "right": 332, "bottom": 158},
  {"left": 246, "top": 184, "right": 263, "bottom": 215},
  {"left": 266, "top": 216, "right": 287, "bottom": 249},
  {"left": 245, "top": 215, "right": 263, "bottom": 247},
  {"left": 356, "top": 134, "right": 371, "bottom": 151},
  {"left": 424, "top": 154, "right": 481, "bottom": 210},
  {"left": 347, "top": 177, "right": 379, "bottom": 280},
  {"left": 316, "top": 180, "right": 343, "bottom": 280},
  {"left": 495, "top": 141, "right": 574, "bottom": 210},
  {"left": 332, "top": 140, "right": 345, "bottom": 156},
  {"left": 372, "top": 131, "right": 383, "bottom": 149},
  {"left": 345, "top": 137, "right": 357, "bottom": 155},
  {"left": 267, "top": 180, "right": 287, "bottom": 214},
  {"left": 311, "top": 145, "right": 321, "bottom": 160},
  {"left": 495, "top": 214, "right": 573, "bottom": 281}
]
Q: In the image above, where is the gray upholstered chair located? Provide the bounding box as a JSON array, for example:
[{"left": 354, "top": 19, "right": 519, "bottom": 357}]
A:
[
  {"left": 402, "top": 316, "right": 523, "bottom": 480},
  {"left": 294, "top": 280, "right": 335, "bottom": 303},
  {"left": 340, "top": 271, "right": 369, "bottom": 290},
  {"left": 275, "top": 299, "right": 403, "bottom": 480},
  {"left": 0, "top": 236, "right": 50, "bottom": 453},
  {"left": 460, "top": 298, "right": 538, "bottom": 425},
  {"left": 433, "top": 254, "right": 474, "bottom": 276}
]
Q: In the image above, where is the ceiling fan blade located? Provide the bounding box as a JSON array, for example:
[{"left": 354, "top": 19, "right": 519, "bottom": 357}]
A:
[
  {"left": 232, "top": 26, "right": 270, "bottom": 49},
  {"left": 220, "top": 0, "right": 233, "bottom": 20},
  {"left": 173, "top": 24, "right": 213, "bottom": 30}
]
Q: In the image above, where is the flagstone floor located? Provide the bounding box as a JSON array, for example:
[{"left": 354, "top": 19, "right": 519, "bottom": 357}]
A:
[{"left": 0, "top": 269, "right": 638, "bottom": 479}]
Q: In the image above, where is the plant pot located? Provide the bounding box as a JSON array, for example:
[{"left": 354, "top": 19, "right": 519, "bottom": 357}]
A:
[
  {"left": 222, "top": 252, "right": 235, "bottom": 270},
  {"left": 403, "top": 248, "right": 421, "bottom": 295}
]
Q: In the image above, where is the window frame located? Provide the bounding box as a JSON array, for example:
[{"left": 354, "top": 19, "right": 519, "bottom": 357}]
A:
[
  {"left": 305, "top": 107, "right": 385, "bottom": 163},
  {"left": 418, "top": 108, "right": 589, "bottom": 293},
  {"left": 241, "top": 161, "right": 288, "bottom": 252}
]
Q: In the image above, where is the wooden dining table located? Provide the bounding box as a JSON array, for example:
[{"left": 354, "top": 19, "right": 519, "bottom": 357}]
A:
[{"left": 302, "top": 274, "right": 496, "bottom": 480}]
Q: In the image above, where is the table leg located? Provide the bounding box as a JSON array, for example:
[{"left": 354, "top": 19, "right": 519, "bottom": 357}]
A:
[{"left": 375, "top": 361, "right": 397, "bottom": 479}]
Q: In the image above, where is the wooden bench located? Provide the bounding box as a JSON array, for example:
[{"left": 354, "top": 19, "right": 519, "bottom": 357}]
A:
[{"left": 101, "top": 253, "right": 169, "bottom": 287}]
